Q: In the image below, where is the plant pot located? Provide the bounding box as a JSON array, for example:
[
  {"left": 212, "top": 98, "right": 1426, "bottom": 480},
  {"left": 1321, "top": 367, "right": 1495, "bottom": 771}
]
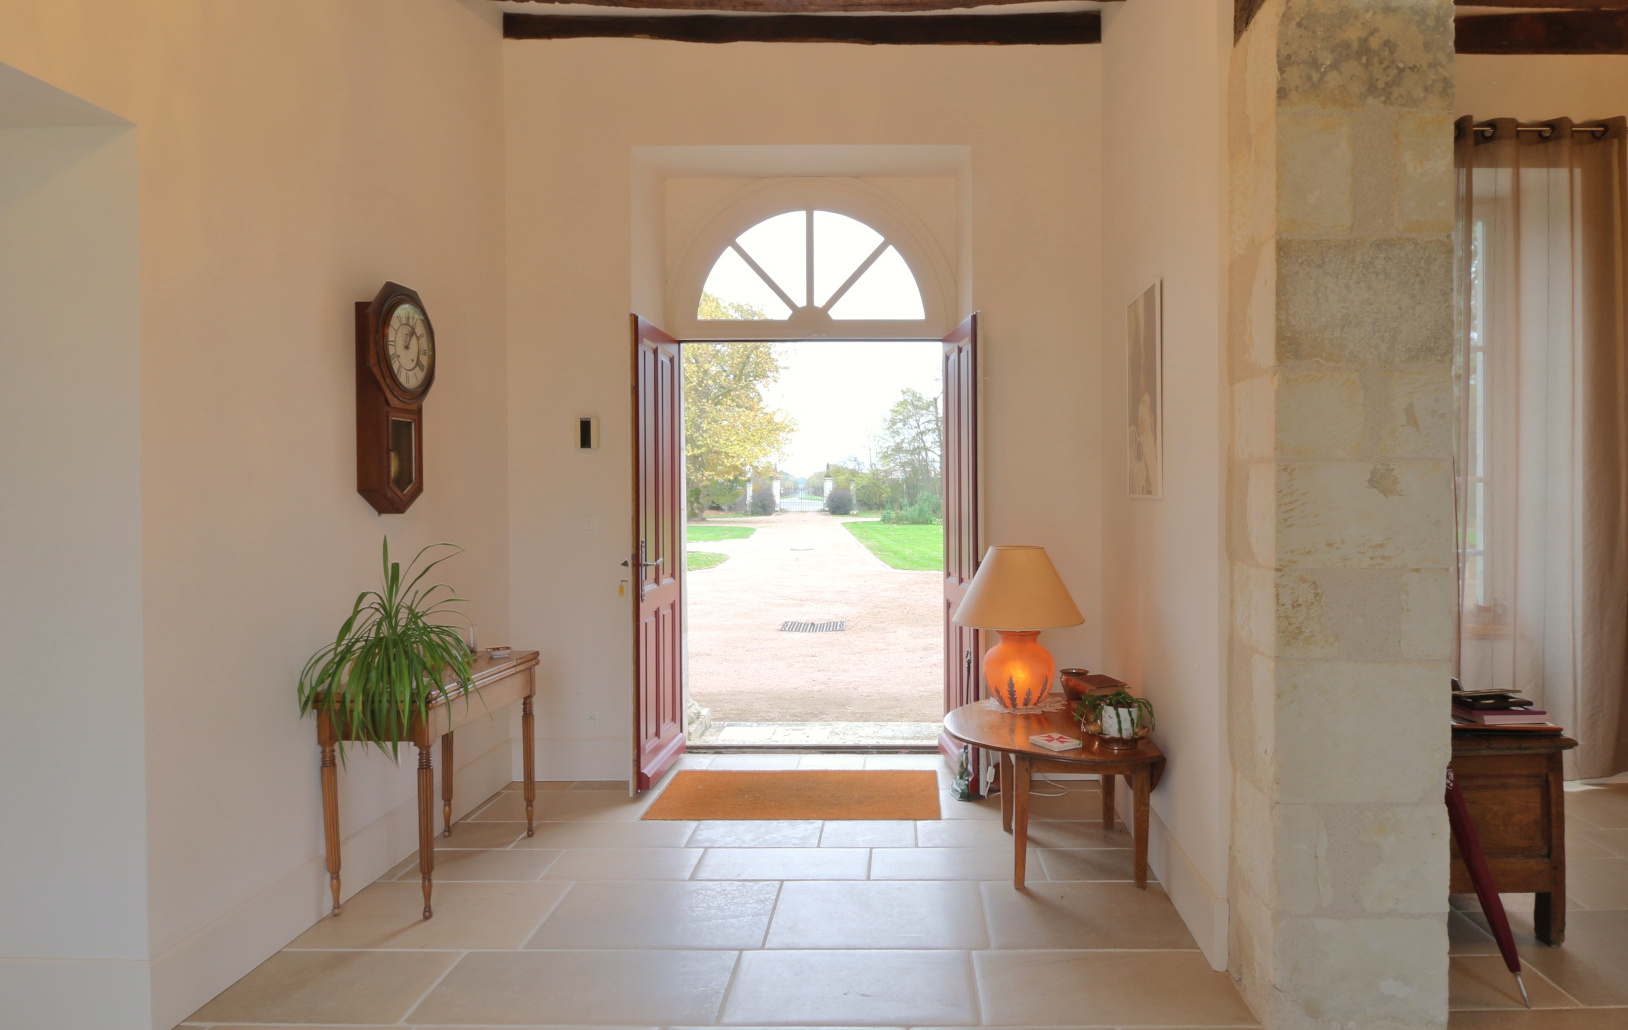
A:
[{"left": 1094, "top": 705, "right": 1142, "bottom": 750}]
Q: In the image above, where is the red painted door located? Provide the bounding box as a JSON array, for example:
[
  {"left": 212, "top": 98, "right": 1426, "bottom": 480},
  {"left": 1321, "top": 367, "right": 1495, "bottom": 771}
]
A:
[
  {"left": 633, "top": 316, "right": 685, "bottom": 790},
  {"left": 941, "top": 314, "right": 982, "bottom": 791}
]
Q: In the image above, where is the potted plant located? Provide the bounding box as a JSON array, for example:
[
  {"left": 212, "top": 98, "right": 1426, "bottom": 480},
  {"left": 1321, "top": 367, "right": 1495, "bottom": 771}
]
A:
[
  {"left": 298, "top": 539, "right": 475, "bottom": 758},
  {"left": 1074, "top": 688, "right": 1155, "bottom": 751}
]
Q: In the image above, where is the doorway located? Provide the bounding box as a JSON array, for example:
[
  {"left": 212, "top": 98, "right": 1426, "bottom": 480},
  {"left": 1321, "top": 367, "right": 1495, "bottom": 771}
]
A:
[
  {"left": 633, "top": 315, "right": 980, "bottom": 787},
  {"left": 682, "top": 338, "right": 945, "bottom": 749}
]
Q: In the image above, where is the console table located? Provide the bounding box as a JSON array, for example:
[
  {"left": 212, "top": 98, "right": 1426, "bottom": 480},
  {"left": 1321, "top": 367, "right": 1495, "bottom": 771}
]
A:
[
  {"left": 1451, "top": 728, "right": 1577, "bottom": 944},
  {"left": 944, "top": 702, "right": 1165, "bottom": 889},
  {"left": 316, "top": 649, "right": 539, "bottom": 920}
]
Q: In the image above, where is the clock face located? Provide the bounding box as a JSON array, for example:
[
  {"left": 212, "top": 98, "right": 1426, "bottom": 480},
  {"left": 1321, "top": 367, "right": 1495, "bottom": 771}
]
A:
[{"left": 385, "top": 302, "right": 433, "bottom": 392}]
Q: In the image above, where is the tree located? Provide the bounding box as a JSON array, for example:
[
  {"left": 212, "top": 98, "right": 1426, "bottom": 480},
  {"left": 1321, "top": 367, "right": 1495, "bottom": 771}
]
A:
[
  {"left": 877, "top": 387, "right": 942, "bottom": 504},
  {"left": 683, "top": 295, "right": 795, "bottom": 517}
]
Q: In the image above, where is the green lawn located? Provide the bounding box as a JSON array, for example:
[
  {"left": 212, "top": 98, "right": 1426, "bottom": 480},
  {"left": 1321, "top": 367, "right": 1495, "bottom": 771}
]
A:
[
  {"left": 686, "top": 525, "right": 755, "bottom": 542},
  {"left": 687, "top": 551, "right": 729, "bottom": 571},
  {"left": 844, "top": 521, "right": 943, "bottom": 571}
]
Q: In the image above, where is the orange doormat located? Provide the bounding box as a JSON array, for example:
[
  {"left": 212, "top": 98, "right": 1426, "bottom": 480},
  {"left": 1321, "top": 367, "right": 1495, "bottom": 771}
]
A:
[{"left": 642, "top": 769, "right": 941, "bottom": 821}]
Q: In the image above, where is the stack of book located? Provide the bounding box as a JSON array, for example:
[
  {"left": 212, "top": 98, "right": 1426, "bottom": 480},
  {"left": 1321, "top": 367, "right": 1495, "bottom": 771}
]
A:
[{"left": 1451, "top": 687, "right": 1556, "bottom": 730}]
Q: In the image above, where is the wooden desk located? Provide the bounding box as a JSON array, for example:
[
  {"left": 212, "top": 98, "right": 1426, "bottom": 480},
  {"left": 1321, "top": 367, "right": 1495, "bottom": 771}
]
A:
[
  {"left": 944, "top": 702, "right": 1165, "bottom": 889},
  {"left": 317, "top": 649, "right": 540, "bottom": 920},
  {"left": 1451, "top": 729, "right": 1577, "bottom": 944}
]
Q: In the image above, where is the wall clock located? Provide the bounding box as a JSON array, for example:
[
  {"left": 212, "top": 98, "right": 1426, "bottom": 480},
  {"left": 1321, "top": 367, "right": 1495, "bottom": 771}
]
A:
[{"left": 356, "top": 281, "right": 436, "bottom": 514}]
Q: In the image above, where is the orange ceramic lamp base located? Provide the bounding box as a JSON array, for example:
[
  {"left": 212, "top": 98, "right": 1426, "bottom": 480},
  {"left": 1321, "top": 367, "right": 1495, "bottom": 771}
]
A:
[{"left": 985, "top": 630, "right": 1055, "bottom": 709}]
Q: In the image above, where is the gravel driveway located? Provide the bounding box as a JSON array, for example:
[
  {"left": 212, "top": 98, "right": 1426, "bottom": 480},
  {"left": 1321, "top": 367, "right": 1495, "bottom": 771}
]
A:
[{"left": 686, "top": 512, "right": 941, "bottom": 724}]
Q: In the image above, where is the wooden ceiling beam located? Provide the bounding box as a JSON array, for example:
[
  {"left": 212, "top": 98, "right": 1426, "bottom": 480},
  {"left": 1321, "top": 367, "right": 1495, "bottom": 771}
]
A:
[
  {"left": 1456, "top": 1, "right": 1628, "bottom": 9},
  {"left": 502, "top": 10, "right": 1101, "bottom": 43},
  {"left": 1457, "top": 11, "right": 1628, "bottom": 53},
  {"left": 503, "top": 0, "right": 1117, "bottom": 9}
]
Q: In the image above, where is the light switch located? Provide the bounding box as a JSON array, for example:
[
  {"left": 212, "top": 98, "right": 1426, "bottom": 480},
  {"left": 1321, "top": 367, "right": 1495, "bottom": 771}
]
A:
[
  {"left": 581, "top": 517, "right": 598, "bottom": 534},
  {"left": 578, "top": 416, "right": 599, "bottom": 449}
]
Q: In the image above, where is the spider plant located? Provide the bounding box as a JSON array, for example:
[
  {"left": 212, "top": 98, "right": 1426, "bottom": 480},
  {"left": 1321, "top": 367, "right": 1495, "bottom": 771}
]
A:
[
  {"left": 1073, "top": 688, "right": 1156, "bottom": 736},
  {"left": 298, "top": 538, "right": 475, "bottom": 759}
]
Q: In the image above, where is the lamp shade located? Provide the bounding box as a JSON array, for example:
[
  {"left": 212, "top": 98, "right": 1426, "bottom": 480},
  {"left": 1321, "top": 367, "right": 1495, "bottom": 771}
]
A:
[{"left": 952, "top": 545, "right": 1083, "bottom": 631}]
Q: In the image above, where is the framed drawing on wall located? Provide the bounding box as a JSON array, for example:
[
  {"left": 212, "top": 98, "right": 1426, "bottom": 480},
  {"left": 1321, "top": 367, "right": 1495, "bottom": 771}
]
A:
[{"left": 1127, "top": 280, "right": 1162, "bottom": 498}]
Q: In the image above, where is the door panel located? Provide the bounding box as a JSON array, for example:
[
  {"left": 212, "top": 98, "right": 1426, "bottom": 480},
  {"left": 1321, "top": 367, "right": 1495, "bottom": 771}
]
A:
[
  {"left": 941, "top": 314, "right": 982, "bottom": 791},
  {"left": 634, "top": 316, "right": 685, "bottom": 790}
]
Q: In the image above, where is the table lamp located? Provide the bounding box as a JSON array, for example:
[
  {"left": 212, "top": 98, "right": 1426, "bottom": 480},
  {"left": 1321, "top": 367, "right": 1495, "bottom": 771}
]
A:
[{"left": 952, "top": 545, "right": 1084, "bottom": 709}]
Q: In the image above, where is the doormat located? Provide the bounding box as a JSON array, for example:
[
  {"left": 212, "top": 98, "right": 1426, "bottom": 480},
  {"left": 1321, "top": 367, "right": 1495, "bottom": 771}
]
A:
[
  {"left": 642, "top": 769, "right": 941, "bottom": 821},
  {"left": 780, "top": 620, "right": 846, "bottom": 633}
]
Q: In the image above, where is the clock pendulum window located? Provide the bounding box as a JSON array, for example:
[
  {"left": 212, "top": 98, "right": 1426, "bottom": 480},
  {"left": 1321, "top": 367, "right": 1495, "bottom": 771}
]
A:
[{"left": 356, "top": 281, "right": 435, "bottom": 514}]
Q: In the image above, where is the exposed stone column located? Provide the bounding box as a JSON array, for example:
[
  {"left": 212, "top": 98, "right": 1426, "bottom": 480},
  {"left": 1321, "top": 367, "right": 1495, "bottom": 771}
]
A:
[{"left": 1227, "top": 1, "right": 1456, "bottom": 1026}]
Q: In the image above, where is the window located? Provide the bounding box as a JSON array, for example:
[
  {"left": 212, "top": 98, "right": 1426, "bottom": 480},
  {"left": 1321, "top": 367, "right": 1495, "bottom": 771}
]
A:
[{"left": 699, "top": 209, "right": 926, "bottom": 323}]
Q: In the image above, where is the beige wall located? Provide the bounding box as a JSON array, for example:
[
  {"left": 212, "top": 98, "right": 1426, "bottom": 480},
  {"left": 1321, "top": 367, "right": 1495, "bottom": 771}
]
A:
[
  {"left": 504, "top": 40, "right": 1103, "bottom": 779},
  {"left": 1098, "top": 0, "right": 1233, "bottom": 969},
  {"left": 0, "top": 3, "right": 512, "bottom": 1026},
  {"left": 1457, "top": 54, "right": 1628, "bottom": 122},
  {"left": 0, "top": 69, "right": 146, "bottom": 1027}
]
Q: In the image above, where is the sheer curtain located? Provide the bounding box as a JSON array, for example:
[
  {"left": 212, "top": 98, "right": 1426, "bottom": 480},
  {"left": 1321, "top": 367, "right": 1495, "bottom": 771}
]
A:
[{"left": 1455, "top": 116, "right": 1628, "bottom": 779}]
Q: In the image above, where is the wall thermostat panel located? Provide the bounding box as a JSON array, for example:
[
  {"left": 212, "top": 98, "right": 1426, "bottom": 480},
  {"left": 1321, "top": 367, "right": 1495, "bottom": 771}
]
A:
[{"left": 578, "top": 416, "right": 598, "bottom": 450}]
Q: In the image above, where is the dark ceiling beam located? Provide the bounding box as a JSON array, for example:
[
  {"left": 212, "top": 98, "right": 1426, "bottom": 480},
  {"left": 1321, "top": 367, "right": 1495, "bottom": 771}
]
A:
[
  {"left": 503, "top": 0, "right": 1117, "bottom": 9},
  {"left": 503, "top": 10, "right": 1101, "bottom": 43},
  {"left": 1455, "top": 1, "right": 1628, "bottom": 8},
  {"left": 1457, "top": 12, "right": 1628, "bottom": 53}
]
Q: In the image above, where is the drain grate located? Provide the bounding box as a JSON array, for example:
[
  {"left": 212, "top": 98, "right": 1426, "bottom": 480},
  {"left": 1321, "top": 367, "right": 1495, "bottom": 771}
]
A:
[{"left": 780, "top": 620, "right": 846, "bottom": 633}]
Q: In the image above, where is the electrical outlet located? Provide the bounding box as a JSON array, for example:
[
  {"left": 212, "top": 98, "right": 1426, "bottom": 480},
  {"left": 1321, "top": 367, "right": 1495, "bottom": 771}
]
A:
[
  {"left": 586, "top": 711, "right": 598, "bottom": 726},
  {"left": 581, "top": 517, "right": 597, "bottom": 534}
]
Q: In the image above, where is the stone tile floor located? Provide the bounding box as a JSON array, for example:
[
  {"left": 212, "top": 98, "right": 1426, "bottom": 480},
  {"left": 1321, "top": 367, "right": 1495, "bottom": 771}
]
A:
[{"left": 177, "top": 759, "right": 1628, "bottom": 1029}]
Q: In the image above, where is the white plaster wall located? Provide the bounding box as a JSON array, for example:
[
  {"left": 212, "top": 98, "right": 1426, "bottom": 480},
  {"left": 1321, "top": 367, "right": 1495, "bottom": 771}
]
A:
[
  {"left": 1099, "top": 0, "right": 1233, "bottom": 969},
  {"left": 0, "top": 69, "right": 147, "bottom": 1026},
  {"left": 0, "top": 3, "right": 512, "bottom": 1026},
  {"left": 505, "top": 41, "right": 1102, "bottom": 780},
  {"left": 1457, "top": 54, "right": 1628, "bottom": 121}
]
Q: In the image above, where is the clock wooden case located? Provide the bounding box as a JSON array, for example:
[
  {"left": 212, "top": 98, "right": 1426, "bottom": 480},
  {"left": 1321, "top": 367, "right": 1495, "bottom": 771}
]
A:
[{"left": 356, "top": 281, "right": 436, "bottom": 514}]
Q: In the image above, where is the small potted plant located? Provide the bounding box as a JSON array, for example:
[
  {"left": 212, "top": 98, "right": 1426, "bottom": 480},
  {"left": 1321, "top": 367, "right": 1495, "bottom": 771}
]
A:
[
  {"left": 1074, "top": 688, "right": 1155, "bottom": 750},
  {"left": 298, "top": 539, "right": 476, "bottom": 758}
]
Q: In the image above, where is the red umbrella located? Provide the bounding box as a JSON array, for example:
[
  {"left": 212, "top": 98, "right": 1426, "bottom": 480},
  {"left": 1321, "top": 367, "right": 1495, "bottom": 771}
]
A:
[{"left": 1446, "top": 767, "right": 1529, "bottom": 1008}]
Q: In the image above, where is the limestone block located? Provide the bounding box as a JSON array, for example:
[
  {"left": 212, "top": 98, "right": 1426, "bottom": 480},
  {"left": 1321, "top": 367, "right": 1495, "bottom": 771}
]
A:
[
  {"left": 1232, "top": 374, "right": 1275, "bottom": 463},
  {"left": 1279, "top": 568, "right": 1405, "bottom": 662},
  {"left": 1396, "top": 112, "right": 1456, "bottom": 235},
  {"left": 1277, "top": 237, "right": 1454, "bottom": 366},
  {"left": 1227, "top": 880, "right": 1278, "bottom": 1012},
  {"left": 1274, "top": 660, "right": 1450, "bottom": 804},
  {"left": 1359, "top": 803, "right": 1449, "bottom": 914},
  {"left": 1245, "top": 0, "right": 1281, "bottom": 140},
  {"left": 1274, "top": 914, "right": 1449, "bottom": 1028},
  {"left": 1277, "top": 369, "right": 1363, "bottom": 459},
  {"left": 1277, "top": 803, "right": 1333, "bottom": 914},
  {"left": 1246, "top": 461, "right": 1276, "bottom": 566},
  {"left": 1276, "top": 571, "right": 1340, "bottom": 659},
  {"left": 1248, "top": 249, "right": 1276, "bottom": 371},
  {"left": 1233, "top": 561, "right": 1278, "bottom": 655},
  {"left": 1275, "top": 0, "right": 1455, "bottom": 113},
  {"left": 1400, "top": 569, "right": 1453, "bottom": 661},
  {"left": 1277, "top": 460, "right": 1453, "bottom": 569},
  {"left": 1252, "top": 650, "right": 1277, "bottom": 772},
  {"left": 1232, "top": 774, "right": 1279, "bottom": 903},
  {"left": 1278, "top": 114, "right": 1353, "bottom": 234},
  {"left": 1381, "top": 368, "right": 1453, "bottom": 459}
]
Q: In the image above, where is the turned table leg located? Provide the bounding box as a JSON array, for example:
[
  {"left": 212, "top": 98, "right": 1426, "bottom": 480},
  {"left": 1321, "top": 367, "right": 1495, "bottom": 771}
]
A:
[
  {"left": 1133, "top": 766, "right": 1151, "bottom": 890},
  {"left": 321, "top": 737, "right": 342, "bottom": 915},
  {"left": 417, "top": 743, "right": 435, "bottom": 919},
  {"left": 441, "top": 731, "right": 454, "bottom": 837},
  {"left": 523, "top": 694, "right": 536, "bottom": 836},
  {"left": 1013, "top": 754, "right": 1032, "bottom": 889}
]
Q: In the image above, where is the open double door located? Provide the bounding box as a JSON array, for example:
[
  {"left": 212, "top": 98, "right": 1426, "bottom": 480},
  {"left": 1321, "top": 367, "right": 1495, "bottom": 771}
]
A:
[{"left": 631, "top": 314, "right": 983, "bottom": 791}]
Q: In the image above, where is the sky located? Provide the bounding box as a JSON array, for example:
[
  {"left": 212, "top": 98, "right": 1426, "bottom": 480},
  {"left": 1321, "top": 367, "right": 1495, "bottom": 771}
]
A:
[{"left": 759, "top": 340, "right": 941, "bottom": 481}]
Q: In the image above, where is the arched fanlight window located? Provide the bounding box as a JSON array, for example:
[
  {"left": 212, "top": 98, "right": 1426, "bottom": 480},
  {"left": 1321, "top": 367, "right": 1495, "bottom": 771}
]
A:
[{"left": 698, "top": 209, "right": 926, "bottom": 326}]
